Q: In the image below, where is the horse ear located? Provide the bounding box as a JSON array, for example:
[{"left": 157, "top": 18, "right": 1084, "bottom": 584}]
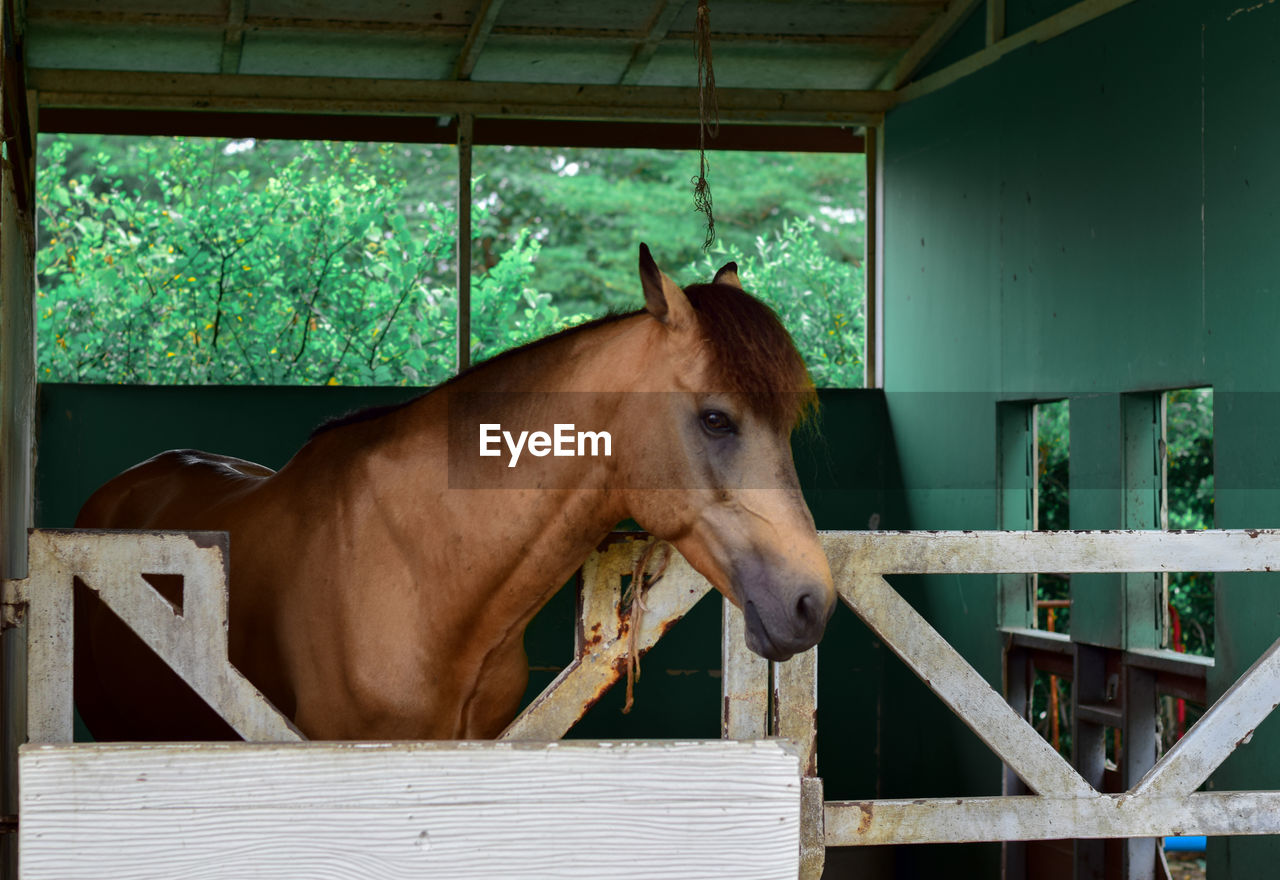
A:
[
  {"left": 713, "top": 261, "right": 742, "bottom": 289},
  {"left": 638, "top": 243, "right": 694, "bottom": 328}
]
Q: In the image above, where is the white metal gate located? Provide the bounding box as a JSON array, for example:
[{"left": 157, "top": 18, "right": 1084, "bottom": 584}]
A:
[{"left": 6, "top": 528, "right": 1280, "bottom": 878}]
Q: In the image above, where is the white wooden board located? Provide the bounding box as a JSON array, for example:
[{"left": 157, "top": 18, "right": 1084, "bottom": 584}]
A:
[{"left": 20, "top": 740, "right": 801, "bottom": 880}]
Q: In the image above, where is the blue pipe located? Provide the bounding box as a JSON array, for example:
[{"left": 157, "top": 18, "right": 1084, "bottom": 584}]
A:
[{"left": 1164, "top": 836, "right": 1207, "bottom": 853}]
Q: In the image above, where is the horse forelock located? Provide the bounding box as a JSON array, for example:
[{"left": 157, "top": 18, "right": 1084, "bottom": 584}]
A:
[{"left": 682, "top": 282, "right": 818, "bottom": 431}]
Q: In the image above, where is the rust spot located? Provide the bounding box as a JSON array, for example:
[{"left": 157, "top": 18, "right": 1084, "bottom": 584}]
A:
[
  {"left": 857, "top": 802, "right": 873, "bottom": 834},
  {"left": 1248, "top": 529, "right": 1261, "bottom": 538},
  {"left": 188, "top": 531, "right": 228, "bottom": 550}
]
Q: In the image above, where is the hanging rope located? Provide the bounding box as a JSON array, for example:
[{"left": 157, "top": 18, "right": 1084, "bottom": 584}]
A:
[
  {"left": 693, "top": 0, "right": 719, "bottom": 250},
  {"left": 621, "top": 539, "right": 673, "bottom": 714}
]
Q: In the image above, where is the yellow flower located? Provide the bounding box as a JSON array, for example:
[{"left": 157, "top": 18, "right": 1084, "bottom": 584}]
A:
[
  {"left": 187, "top": 276, "right": 196, "bottom": 282},
  {"left": 166, "top": 351, "right": 176, "bottom": 357},
  {"left": 326, "top": 377, "right": 340, "bottom": 386}
]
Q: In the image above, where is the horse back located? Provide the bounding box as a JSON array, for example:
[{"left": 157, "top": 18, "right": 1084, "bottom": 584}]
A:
[{"left": 76, "top": 449, "right": 274, "bottom": 529}]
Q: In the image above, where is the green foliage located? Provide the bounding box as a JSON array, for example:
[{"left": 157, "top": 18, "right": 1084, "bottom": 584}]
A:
[
  {"left": 36, "top": 134, "right": 866, "bottom": 388},
  {"left": 692, "top": 219, "right": 864, "bottom": 387},
  {"left": 473, "top": 146, "right": 867, "bottom": 315},
  {"left": 1032, "top": 392, "right": 1215, "bottom": 656},
  {"left": 1166, "top": 388, "right": 1215, "bottom": 656}
]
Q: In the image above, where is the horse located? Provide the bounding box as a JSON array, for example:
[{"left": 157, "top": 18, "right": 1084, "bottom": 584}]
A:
[{"left": 73, "top": 244, "right": 836, "bottom": 741}]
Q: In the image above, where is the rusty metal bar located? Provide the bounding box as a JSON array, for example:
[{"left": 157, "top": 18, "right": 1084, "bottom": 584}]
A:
[
  {"left": 1131, "top": 634, "right": 1280, "bottom": 800},
  {"left": 721, "top": 599, "right": 768, "bottom": 740},
  {"left": 826, "top": 790, "right": 1280, "bottom": 846},
  {"left": 822, "top": 529, "right": 1280, "bottom": 575},
  {"left": 24, "top": 531, "right": 302, "bottom": 743},
  {"left": 839, "top": 572, "right": 1095, "bottom": 798},
  {"left": 501, "top": 538, "right": 713, "bottom": 741}
]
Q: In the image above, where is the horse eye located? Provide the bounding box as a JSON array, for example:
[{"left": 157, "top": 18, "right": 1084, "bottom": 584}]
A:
[{"left": 700, "top": 410, "right": 736, "bottom": 435}]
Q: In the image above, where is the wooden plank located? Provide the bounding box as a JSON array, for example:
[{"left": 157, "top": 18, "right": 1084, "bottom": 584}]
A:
[
  {"left": 823, "top": 529, "right": 1280, "bottom": 575},
  {"left": 840, "top": 572, "right": 1095, "bottom": 798},
  {"left": 29, "top": 69, "right": 895, "bottom": 126},
  {"left": 20, "top": 740, "right": 801, "bottom": 880},
  {"left": 826, "top": 790, "right": 1280, "bottom": 846}
]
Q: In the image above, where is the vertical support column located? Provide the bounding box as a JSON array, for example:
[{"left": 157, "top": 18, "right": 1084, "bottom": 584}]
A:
[
  {"left": 997, "top": 401, "right": 1036, "bottom": 879},
  {"left": 863, "top": 124, "right": 882, "bottom": 388},
  {"left": 1073, "top": 643, "right": 1109, "bottom": 880},
  {"left": 1122, "top": 661, "right": 1158, "bottom": 880},
  {"left": 455, "top": 114, "right": 474, "bottom": 373},
  {"left": 0, "top": 4, "right": 36, "bottom": 875},
  {"left": 1120, "top": 392, "right": 1164, "bottom": 880},
  {"left": 1002, "top": 640, "right": 1031, "bottom": 880}
]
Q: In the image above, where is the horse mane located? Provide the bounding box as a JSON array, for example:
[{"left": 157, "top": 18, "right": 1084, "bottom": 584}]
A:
[{"left": 311, "top": 282, "right": 814, "bottom": 438}]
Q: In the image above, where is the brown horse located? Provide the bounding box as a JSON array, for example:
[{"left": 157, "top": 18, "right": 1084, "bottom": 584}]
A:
[{"left": 74, "top": 245, "right": 835, "bottom": 741}]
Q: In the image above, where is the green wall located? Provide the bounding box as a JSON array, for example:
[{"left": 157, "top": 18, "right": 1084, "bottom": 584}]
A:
[
  {"left": 882, "top": 0, "right": 1280, "bottom": 875},
  {"left": 35, "top": 383, "right": 904, "bottom": 803}
]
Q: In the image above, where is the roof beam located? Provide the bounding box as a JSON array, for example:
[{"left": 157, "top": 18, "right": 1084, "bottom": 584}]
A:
[
  {"left": 29, "top": 69, "right": 895, "bottom": 127},
  {"left": 619, "top": 0, "right": 683, "bottom": 86},
  {"left": 896, "top": 0, "right": 1140, "bottom": 103},
  {"left": 876, "top": 0, "right": 984, "bottom": 90},
  {"left": 23, "top": 8, "right": 914, "bottom": 49},
  {"left": 219, "top": 0, "right": 247, "bottom": 75},
  {"left": 452, "top": 0, "right": 506, "bottom": 81}
]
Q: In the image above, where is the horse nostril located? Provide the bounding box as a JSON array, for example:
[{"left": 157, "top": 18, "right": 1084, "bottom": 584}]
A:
[{"left": 796, "top": 591, "right": 819, "bottom": 626}]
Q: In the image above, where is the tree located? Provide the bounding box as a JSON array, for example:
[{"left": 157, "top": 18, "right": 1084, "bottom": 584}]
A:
[{"left": 36, "top": 133, "right": 867, "bottom": 387}]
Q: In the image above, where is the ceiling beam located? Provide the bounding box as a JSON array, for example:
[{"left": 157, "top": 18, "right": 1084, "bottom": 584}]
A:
[
  {"left": 23, "top": 8, "right": 915, "bottom": 49},
  {"left": 37, "top": 109, "right": 866, "bottom": 153},
  {"left": 29, "top": 69, "right": 895, "bottom": 127},
  {"left": 219, "top": 0, "right": 247, "bottom": 75},
  {"left": 452, "top": 0, "right": 506, "bottom": 81},
  {"left": 896, "top": 0, "right": 1141, "bottom": 103},
  {"left": 619, "top": 0, "right": 684, "bottom": 86},
  {"left": 876, "top": 0, "right": 984, "bottom": 90}
]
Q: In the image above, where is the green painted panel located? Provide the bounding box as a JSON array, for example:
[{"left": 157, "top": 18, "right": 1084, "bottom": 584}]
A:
[{"left": 881, "top": 0, "right": 1279, "bottom": 873}]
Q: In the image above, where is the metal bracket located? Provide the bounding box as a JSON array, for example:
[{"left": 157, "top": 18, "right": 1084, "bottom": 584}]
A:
[{"left": 1, "top": 575, "right": 28, "bottom": 629}]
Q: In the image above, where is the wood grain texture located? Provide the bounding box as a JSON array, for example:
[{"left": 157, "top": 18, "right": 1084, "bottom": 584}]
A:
[{"left": 20, "top": 740, "right": 801, "bottom": 880}]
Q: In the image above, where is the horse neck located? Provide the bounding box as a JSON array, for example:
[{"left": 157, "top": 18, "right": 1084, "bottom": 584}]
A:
[{"left": 396, "top": 314, "right": 653, "bottom": 624}]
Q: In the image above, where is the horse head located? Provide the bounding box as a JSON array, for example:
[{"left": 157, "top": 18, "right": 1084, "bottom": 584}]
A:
[{"left": 617, "top": 244, "right": 836, "bottom": 662}]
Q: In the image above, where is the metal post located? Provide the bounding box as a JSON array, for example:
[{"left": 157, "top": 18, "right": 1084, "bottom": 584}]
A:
[
  {"left": 456, "top": 114, "right": 474, "bottom": 373},
  {"left": 1073, "top": 643, "right": 1109, "bottom": 879}
]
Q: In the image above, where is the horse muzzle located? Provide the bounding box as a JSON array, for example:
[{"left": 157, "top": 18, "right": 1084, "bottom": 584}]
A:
[{"left": 736, "top": 565, "right": 836, "bottom": 662}]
